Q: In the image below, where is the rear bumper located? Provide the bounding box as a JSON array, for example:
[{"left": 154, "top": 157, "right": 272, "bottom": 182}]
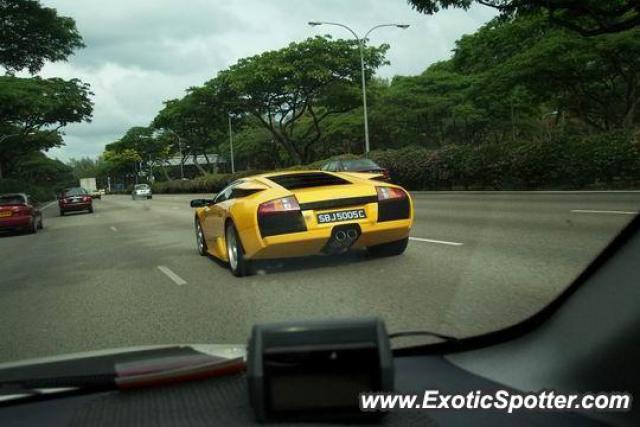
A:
[
  {"left": 60, "top": 202, "right": 91, "bottom": 211},
  {"left": 232, "top": 189, "right": 414, "bottom": 261},
  {"left": 0, "top": 215, "right": 32, "bottom": 230},
  {"left": 246, "top": 216, "right": 412, "bottom": 260}
]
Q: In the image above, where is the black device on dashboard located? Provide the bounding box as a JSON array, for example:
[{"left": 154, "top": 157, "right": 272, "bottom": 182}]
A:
[{"left": 247, "top": 317, "right": 394, "bottom": 422}]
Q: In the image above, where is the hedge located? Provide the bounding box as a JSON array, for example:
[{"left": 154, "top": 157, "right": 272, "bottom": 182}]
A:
[
  {"left": 150, "top": 131, "right": 640, "bottom": 193},
  {"left": 151, "top": 170, "right": 265, "bottom": 194}
]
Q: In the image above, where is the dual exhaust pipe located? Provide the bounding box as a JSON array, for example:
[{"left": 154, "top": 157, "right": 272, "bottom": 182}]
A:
[
  {"left": 334, "top": 229, "right": 358, "bottom": 242},
  {"left": 323, "top": 226, "right": 361, "bottom": 255}
]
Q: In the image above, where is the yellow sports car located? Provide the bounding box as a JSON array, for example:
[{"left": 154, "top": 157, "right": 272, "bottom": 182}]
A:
[{"left": 190, "top": 171, "right": 413, "bottom": 276}]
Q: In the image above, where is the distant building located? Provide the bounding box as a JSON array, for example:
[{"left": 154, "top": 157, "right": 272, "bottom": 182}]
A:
[{"left": 162, "top": 154, "right": 225, "bottom": 166}]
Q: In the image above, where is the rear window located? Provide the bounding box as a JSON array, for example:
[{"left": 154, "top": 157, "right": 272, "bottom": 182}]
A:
[
  {"left": 268, "top": 172, "right": 350, "bottom": 190},
  {"left": 0, "top": 195, "right": 25, "bottom": 205},
  {"left": 62, "top": 188, "right": 87, "bottom": 197},
  {"left": 342, "top": 159, "right": 380, "bottom": 170}
]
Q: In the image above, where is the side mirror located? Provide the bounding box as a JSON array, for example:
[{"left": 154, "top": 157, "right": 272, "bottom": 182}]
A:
[{"left": 190, "top": 199, "right": 214, "bottom": 208}]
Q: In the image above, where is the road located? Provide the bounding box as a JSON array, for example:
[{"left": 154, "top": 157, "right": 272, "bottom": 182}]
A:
[{"left": 1, "top": 192, "right": 638, "bottom": 363}]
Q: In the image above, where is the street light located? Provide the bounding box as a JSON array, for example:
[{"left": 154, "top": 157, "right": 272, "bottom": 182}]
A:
[
  {"left": 165, "top": 129, "right": 185, "bottom": 180},
  {"left": 308, "top": 21, "right": 409, "bottom": 155}
]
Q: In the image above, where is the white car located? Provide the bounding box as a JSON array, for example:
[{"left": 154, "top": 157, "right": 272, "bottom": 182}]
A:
[{"left": 132, "top": 184, "right": 152, "bottom": 200}]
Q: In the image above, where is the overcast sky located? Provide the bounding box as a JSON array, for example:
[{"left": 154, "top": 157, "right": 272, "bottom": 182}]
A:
[{"left": 38, "top": 0, "right": 496, "bottom": 161}]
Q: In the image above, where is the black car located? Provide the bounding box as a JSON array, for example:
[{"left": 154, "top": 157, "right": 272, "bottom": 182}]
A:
[{"left": 321, "top": 158, "right": 391, "bottom": 181}]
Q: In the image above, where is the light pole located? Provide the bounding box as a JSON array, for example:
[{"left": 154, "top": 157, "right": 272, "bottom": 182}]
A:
[
  {"left": 228, "top": 114, "right": 235, "bottom": 174},
  {"left": 165, "top": 129, "right": 185, "bottom": 179},
  {"left": 308, "top": 21, "right": 409, "bottom": 156}
]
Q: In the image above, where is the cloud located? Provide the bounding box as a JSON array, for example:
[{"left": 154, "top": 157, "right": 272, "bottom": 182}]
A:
[{"left": 40, "top": 0, "right": 497, "bottom": 161}]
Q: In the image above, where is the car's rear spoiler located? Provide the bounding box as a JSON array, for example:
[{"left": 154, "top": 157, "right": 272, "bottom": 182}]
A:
[{"left": 339, "top": 171, "right": 386, "bottom": 181}]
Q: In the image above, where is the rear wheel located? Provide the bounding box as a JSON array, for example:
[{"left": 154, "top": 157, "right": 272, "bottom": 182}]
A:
[
  {"left": 59, "top": 210, "right": 65, "bottom": 217},
  {"left": 38, "top": 216, "right": 44, "bottom": 229},
  {"left": 225, "top": 221, "right": 252, "bottom": 277},
  {"left": 88, "top": 206, "right": 94, "bottom": 213},
  {"left": 28, "top": 218, "right": 37, "bottom": 234},
  {"left": 195, "top": 219, "right": 207, "bottom": 256},
  {"left": 367, "top": 237, "right": 409, "bottom": 257}
]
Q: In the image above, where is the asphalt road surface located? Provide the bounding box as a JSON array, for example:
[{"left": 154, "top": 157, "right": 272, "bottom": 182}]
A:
[{"left": 1, "top": 192, "right": 639, "bottom": 363}]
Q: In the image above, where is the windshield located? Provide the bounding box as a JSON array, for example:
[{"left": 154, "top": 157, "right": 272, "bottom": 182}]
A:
[
  {"left": 0, "top": 0, "right": 638, "bottom": 369},
  {"left": 0, "top": 195, "right": 25, "bottom": 205},
  {"left": 61, "top": 188, "right": 88, "bottom": 197},
  {"left": 341, "top": 159, "right": 381, "bottom": 170}
]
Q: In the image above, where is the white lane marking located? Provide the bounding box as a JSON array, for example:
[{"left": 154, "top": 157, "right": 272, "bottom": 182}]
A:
[
  {"left": 409, "top": 237, "right": 464, "bottom": 246},
  {"left": 157, "top": 265, "right": 187, "bottom": 286},
  {"left": 110, "top": 226, "right": 118, "bottom": 232},
  {"left": 40, "top": 201, "right": 58, "bottom": 210},
  {"left": 571, "top": 209, "right": 638, "bottom": 215}
]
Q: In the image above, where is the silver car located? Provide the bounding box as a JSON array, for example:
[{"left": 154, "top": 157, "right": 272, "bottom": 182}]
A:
[{"left": 132, "top": 184, "right": 152, "bottom": 200}]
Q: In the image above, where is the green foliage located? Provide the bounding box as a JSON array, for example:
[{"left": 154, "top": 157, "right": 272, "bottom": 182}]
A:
[
  {"left": 217, "top": 36, "right": 389, "bottom": 164},
  {"left": 0, "top": 76, "right": 93, "bottom": 177},
  {"left": 369, "top": 131, "right": 640, "bottom": 190},
  {"left": 0, "top": 0, "right": 84, "bottom": 74},
  {"left": 406, "top": 1, "right": 640, "bottom": 36},
  {"left": 0, "top": 152, "right": 75, "bottom": 201},
  {"left": 151, "top": 170, "right": 265, "bottom": 194}
]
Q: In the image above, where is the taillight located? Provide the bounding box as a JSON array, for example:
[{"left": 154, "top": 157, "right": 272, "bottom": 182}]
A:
[
  {"left": 10, "top": 205, "right": 31, "bottom": 215},
  {"left": 82, "top": 196, "right": 91, "bottom": 202},
  {"left": 258, "top": 196, "right": 300, "bottom": 215},
  {"left": 257, "top": 196, "right": 307, "bottom": 237},
  {"left": 376, "top": 186, "right": 406, "bottom": 201}
]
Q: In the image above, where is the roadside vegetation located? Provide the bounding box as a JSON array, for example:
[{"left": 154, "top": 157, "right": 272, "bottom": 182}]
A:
[
  {"left": 1, "top": 1, "right": 639, "bottom": 195},
  {"left": 0, "top": 0, "right": 92, "bottom": 200},
  {"left": 101, "top": 7, "right": 640, "bottom": 193}
]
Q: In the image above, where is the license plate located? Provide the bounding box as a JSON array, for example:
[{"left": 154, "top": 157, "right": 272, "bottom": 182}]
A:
[
  {"left": 317, "top": 209, "right": 366, "bottom": 224},
  {"left": 0, "top": 211, "right": 11, "bottom": 217}
]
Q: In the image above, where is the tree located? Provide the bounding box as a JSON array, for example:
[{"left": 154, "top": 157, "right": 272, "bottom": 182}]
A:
[
  {"left": 152, "top": 82, "right": 232, "bottom": 175},
  {"left": 217, "top": 36, "right": 389, "bottom": 164},
  {"left": 451, "top": 14, "right": 640, "bottom": 131},
  {"left": 406, "top": 0, "right": 640, "bottom": 36},
  {"left": 0, "top": 76, "right": 93, "bottom": 177},
  {"left": 0, "top": 0, "right": 84, "bottom": 74}
]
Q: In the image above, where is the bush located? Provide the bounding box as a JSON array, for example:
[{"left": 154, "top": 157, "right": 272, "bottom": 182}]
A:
[
  {"left": 0, "top": 178, "right": 56, "bottom": 202},
  {"left": 150, "top": 131, "right": 640, "bottom": 193},
  {"left": 151, "top": 170, "right": 265, "bottom": 194}
]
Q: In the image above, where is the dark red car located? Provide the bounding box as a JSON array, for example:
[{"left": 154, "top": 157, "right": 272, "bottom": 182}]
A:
[
  {"left": 59, "top": 187, "right": 93, "bottom": 216},
  {"left": 0, "top": 193, "right": 43, "bottom": 234},
  {"left": 321, "top": 158, "right": 391, "bottom": 181}
]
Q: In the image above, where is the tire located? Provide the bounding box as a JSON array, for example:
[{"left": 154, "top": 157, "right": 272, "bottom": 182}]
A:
[
  {"left": 367, "top": 237, "right": 409, "bottom": 257},
  {"left": 38, "top": 217, "right": 44, "bottom": 230},
  {"left": 60, "top": 210, "right": 65, "bottom": 217},
  {"left": 195, "top": 219, "right": 208, "bottom": 256},
  {"left": 88, "top": 206, "right": 94, "bottom": 213},
  {"left": 148, "top": 196, "right": 152, "bottom": 199},
  {"left": 225, "top": 221, "right": 252, "bottom": 277}
]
